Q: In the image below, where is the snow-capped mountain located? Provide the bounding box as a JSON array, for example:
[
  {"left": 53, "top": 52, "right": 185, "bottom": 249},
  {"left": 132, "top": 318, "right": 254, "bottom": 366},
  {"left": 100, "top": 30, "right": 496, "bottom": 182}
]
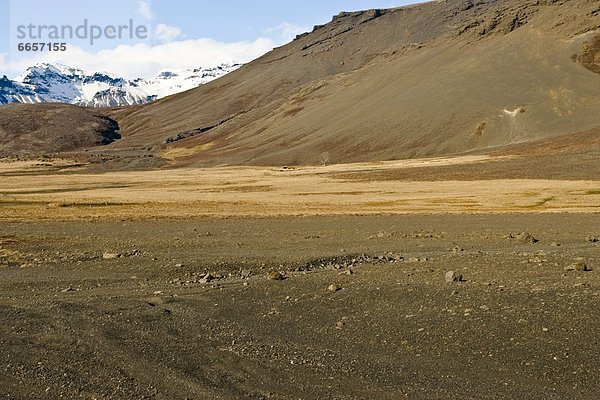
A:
[{"left": 0, "top": 63, "right": 241, "bottom": 107}]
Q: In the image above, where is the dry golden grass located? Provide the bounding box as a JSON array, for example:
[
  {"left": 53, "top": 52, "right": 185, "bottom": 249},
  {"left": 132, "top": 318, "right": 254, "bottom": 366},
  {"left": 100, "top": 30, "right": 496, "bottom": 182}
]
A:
[{"left": 0, "top": 156, "right": 598, "bottom": 222}]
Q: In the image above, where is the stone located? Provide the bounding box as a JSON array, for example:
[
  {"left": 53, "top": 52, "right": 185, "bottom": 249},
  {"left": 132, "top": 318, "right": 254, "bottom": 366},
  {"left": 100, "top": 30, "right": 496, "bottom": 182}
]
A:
[
  {"left": 516, "top": 232, "right": 538, "bottom": 244},
  {"left": 268, "top": 271, "right": 286, "bottom": 281},
  {"left": 328, "top": 284, "right": 341, "bottom": 292},
  {"left": 241, "top": 270, "right": 252, "bottom": 279},
  {"left": 565, "top": 260, "right": 592, "bottom": 272},
  {"left": 102, "top": 252, "right": 120, "bottom": 259},
  {"left": 445, "top": 271, "right": 463, "bottom": 283}
]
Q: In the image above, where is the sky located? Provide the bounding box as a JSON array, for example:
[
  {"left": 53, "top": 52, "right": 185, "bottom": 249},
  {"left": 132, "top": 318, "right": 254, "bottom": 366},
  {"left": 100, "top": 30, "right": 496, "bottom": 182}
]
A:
[{"left": 0, "top": 0, "right": 420, "bottom": 79}]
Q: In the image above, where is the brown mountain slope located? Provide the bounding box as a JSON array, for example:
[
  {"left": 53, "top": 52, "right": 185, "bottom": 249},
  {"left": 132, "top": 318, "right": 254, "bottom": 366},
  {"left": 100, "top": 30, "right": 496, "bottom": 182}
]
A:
[
  {"left": 1, "top": 0, "right": 598, "bottom": 166},
  {"left": 0, "top": 104, "right": 120, "bottom": 157},
  {"left": 104, "top": 0, "right": 600, "bottom": 166}
]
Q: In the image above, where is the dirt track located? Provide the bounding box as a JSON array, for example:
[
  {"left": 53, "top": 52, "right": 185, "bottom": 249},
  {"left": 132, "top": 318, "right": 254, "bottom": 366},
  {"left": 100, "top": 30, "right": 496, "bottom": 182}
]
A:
[{"left": 1, "top": 214, "right": 599, "bottom": 399}]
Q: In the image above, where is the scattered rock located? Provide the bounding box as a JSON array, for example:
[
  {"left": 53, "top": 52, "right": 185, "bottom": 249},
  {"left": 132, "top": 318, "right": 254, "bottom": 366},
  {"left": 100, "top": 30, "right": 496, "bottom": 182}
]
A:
[
  {"left": 586, "top": 236, "right": 599, "bottom": 243},
  {"left": 175, "top": 263, "right": 184, "bottom": 268},
  {"left": 565, "top": 260, "right": 592, "bottom": 272},
  {"left": 295, "top": 253, "right": 401, "bottom": 272},
  {"left": 102, "top": 252, "right": 121, "bottom": 259},
  {"left": 268, "top": 271, "right": 286, "bottom": 281},
  {"left": 328, "top": 284, "right": 341, "bottom": 292},
  {"left": 240, "top": 270, "right": 253, "bottom": 279},
  {"left": 199, "top": 273, "right": 214, "bottom": 284},
  {"left": 407, "top": 257, "right": 428, "bottom": 263},
  {"left": 516, "top": 232, "right": 538, "bottom": 244},
  {"left": 445, "top": 271, "right": 463, "bottom": 283}
]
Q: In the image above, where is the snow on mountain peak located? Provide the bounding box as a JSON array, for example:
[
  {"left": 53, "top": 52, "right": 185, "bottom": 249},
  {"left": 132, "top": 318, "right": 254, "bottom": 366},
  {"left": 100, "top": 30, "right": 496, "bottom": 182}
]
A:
[
  {"left": 1, "top": 63, "right": 241, "bottom": 107},
  {"left": 17, "top": 63, "right": 85, "bottom": 83}
]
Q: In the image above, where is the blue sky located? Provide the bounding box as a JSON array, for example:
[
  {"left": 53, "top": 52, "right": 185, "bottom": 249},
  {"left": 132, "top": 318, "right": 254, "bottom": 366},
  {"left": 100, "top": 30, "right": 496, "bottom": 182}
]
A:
[
  {"left": 1, "top": 0, "right": 420, "bottom": 78},
  {"left": 150, "top": 1, "right": 418, "bottom": 42}
]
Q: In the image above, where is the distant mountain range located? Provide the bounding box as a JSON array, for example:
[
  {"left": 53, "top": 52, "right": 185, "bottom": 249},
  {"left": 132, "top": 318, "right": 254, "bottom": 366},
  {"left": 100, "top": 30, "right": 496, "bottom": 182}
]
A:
[{"left": 0, "top": 63, "right": 241, "bottom": 107}]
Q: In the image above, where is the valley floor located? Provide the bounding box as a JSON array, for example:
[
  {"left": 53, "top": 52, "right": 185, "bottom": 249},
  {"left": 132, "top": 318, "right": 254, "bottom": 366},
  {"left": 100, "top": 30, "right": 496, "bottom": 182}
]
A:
[
  {"left": 0, "top": 155, "right": 598, "bottom": 221},
  {"left": 0, "top": 157, "right": 599, "bottom": 399}
]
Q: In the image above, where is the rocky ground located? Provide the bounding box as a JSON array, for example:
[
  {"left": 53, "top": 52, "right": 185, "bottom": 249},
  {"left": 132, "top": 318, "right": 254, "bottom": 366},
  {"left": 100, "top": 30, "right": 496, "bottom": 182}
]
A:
[{"left": 1, "top": 214, "right": 599, "bottom": 399}]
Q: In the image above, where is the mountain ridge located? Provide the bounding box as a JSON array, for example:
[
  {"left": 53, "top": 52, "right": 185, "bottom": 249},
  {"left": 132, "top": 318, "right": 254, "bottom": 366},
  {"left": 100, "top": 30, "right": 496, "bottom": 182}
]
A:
[
  {"left": 106, "top": 0, "right": 600, "bottom": 166},
  {"left": 1, "top": 0, "right": 599, "bottom": 166},
  {"left": 0, "top": 62, "right": 241, "bottom": 108}
]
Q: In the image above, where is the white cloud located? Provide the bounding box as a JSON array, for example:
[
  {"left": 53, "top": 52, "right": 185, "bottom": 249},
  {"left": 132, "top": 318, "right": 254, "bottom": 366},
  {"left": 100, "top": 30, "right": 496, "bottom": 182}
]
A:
[
  {"left": 264, "top": 22, "right": 310, "bottom": 45},
  {"left": 154, "top": 24, "right": 183, "bottom": 43},
  {"left": 0, "top": 53, "right": 8, "bottom": 77},
  {"left": 137, "top": 0, "right": 154, "bottom": 20},
  {"left": 1, "top": 38, "right": 275, "bottom": 79}
]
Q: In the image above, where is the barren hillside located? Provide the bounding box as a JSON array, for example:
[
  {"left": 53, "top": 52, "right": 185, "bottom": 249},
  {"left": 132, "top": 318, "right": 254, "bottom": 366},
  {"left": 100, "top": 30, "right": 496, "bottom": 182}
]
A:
[
  {"left": 1, "top": 0, "right": 599, "bottom": 166},
  {"left": 106, "top": 0, "right": 600, "bottom": 166},
  {"left": 0, "top": 104, "right": 120, "bottom": 157}
]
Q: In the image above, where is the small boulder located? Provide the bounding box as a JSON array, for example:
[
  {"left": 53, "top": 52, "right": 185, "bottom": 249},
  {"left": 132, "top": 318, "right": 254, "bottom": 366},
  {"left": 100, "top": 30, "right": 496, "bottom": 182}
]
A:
[
  {"left": 328, "top": 284, "right": 341, "bottom": 292},
  {"left": 268, "top": 271, "right": 286, "bottom": 281},
  {"left": 198, "top": 273, "right": 214, "bottom": 284},
  {"left": 565, "top": 260, "right": 592, "bottom": 272},
  {"left": 516, "top": 232, "right": 538, "bottom": 244},
  {"left": 240, "top": 270, "right": 252, "bottom": 279},
  {"left": 445, "top": 271, "right": 463, "bottom": 283},
  {"left": 102, "top": 252, "right": 121, "bottom": 259}
]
